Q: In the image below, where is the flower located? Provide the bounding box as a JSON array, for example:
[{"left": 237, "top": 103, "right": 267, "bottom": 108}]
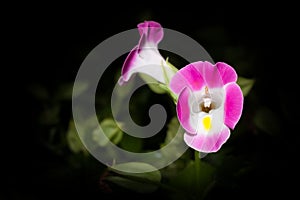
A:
[
  {"left": 118, "top": 21, "right": 176, "bottom": 85},
  {"left": 170, "top": 61, "right": 243, "bottom": 153}
]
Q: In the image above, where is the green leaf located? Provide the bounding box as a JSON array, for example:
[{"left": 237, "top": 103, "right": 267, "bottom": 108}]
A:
[
  {"left": 254, "top": 107, "right": 281, "bottom": 135},
  {"left": 166, "top": 57, "right": 179, "bottom": 73},
  {"left": 169, "top": 160, "right": 215, "bottom": 199},
  {"left": 164, "top": 117, "right": 180, "bottom": 145},
  {"left": 111, "top": 162, "right": 161, "bottom": 175},
  {"left": 105, "top": 176, "right": 158, "bottom": 193},
  {"left": 72, "top": 81, "right": 89, "bottom": 98},
  {"left": 66, "top": 120, "right": 88, "bottom": 154},
  {"left": 237, "top": 77, "right": 255, "bottom": 96},
  {"left": 57, "top": 81, "right": 89, "bottom": 100},
  {"left": 160, "top": 117, "right": 186, "bottom": 160},
  {"left": 139, "top": 73, "right": 167, "bottom": 94},
  {"left": 106, "top": 162, "right": 162, "bottom": 193},
  {"left": 56, "top": 82, "right": 73, "bottom": 100},
  {"left": 119, "top": 134, "right": 143, "bottom": 152},
  {"left": 92, "top": 118, "right": 123, "bottom": 146}
]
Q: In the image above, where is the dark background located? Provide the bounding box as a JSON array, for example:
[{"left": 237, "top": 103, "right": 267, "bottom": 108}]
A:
[{"left": 4, "top": 3, "right": 298, "bottom": 200}]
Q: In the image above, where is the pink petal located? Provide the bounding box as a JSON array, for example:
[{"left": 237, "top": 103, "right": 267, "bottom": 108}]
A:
[
  {"left": 184, "top": 125, "right": 230, "bottom": 153},
  {"left": 224, "top": 82, "right": 244, "bottom": 129},
  {"left": 119, "top": 21, "right": 174, "bottom": 85},
  {"left": 170, "top": 63, "right": 205, "bottom": 94},
  {"left": 177, "top": 87, "right": 196, "bottom": 134},
  {"left": 216, "top": 62, "right": 237, "bottom": 84},
  {"left": 119, "top": 46, "right": 138, "bottom": 85},
  {"left": 137, "top": 21, "right": 163, "bottom": 45},
  {"left": 193, "top": 61, "right": 224, "bottom": 88}
]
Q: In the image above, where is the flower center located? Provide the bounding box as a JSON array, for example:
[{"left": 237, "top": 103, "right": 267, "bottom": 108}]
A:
[
  {"left": 200, "top": 100, "right": 215, "bottom": 113},
  {"left": 199, "top": 86, "right": 215, "bottom": 113}
]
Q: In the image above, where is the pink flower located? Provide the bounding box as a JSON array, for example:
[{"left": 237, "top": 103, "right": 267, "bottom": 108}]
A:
[
  {"left": 170, "top": 61, "right": 243, "bottom": 153},
  {"left": 118, "top": 21, "right": 176, "bottom": 85}
]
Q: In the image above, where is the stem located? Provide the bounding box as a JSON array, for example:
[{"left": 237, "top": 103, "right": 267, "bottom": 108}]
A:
[{"left": 194, "top": 150, "right": 201, "bottom": 197}]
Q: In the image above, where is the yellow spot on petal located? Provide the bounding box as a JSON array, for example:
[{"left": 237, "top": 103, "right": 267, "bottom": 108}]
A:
[{"left": 202, "top": 116, "right": 211, "bottom": 131}]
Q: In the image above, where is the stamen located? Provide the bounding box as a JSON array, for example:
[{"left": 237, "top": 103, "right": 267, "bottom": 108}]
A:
[
  {"left": 200, "top": 86, "right": 215, "bottom": 113},
  {"left": 203, "top": 98, "right": 211, "bottom": 108},
  {"left": 205, "top": 86, "right": 209, "bottom": 95}
]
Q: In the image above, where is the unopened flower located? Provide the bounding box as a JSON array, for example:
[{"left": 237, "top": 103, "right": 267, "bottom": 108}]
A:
[{"left": 118, "top": 21, "right": 176, "bottom": 85}]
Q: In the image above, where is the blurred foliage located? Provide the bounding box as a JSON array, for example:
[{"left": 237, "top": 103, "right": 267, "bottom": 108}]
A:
[
  {"left": 25, "top": 69, "right": 255, "bottom": 200},
  {"left": 93, "top": 119, "right": 123, "bottom": 147},
  {"left": 237, "top": 77, "right": 255, "bottom": 97},
  {"left": 105, "top": 162, "right": 162, "bottom": 193},
  {"left": 67, "top": 120, "right": 88, "bottom": 154},
  {"left": 168, "top": 156, "right": 216, "bottom": 200}
]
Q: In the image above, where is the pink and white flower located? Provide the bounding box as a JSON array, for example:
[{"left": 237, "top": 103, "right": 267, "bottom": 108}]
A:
[
  {"left": 118, "top": 21, "right": 176, "bottom": 85},
  {"left": 170, "top": 61, "right": 243, "bottom": 153}
]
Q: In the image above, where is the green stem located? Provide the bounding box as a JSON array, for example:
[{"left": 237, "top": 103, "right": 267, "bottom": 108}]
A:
[{"left": 194, "top": 150, "right": 201, "bottom": 197}]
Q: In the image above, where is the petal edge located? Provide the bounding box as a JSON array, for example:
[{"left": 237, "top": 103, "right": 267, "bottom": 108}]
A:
[{"left": 224, "top": 82, "right": 244, "bottom": 129}]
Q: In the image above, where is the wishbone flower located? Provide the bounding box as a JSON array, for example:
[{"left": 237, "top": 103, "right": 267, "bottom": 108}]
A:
[
  {"left": 118, "top": 20, "right": 244, "bottom": 153},
  {"left": 170, "top": 61, "right": 243, "bottom": 153},
  {"left": 118, "top": 21, "right": 176, "bottom": 86}
]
